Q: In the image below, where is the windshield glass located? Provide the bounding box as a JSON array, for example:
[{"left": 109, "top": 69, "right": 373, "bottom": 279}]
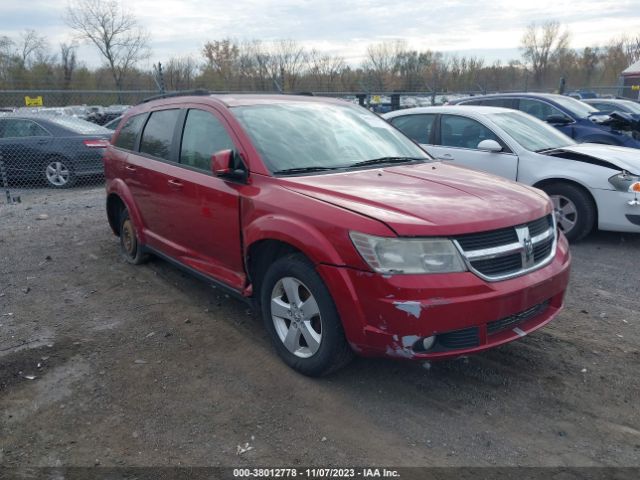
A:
[
  {"left": 47, "top": 116, "right": 111, "bottom": 135},
  {"left": 551, "top": 96, "right": 599, "bottom": 118},
  {"left": 612, "top": 100, "right": 640, "bottom": 114},
  {"left": 232, "top": 102, "right": 429, "bottom": 173},
  {"left": 489, "top": 111, "right": 575, "bottom": 151}
]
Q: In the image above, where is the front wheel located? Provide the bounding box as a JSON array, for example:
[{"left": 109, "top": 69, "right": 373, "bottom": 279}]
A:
[
  {"left": 542, "top": 183, "right": 596, "bottom": 242},
  {"left": 260, "top": 253, "right": 354, "bottom": 376},
  {"left": 44, "top": 157, "right": 75, "bottom": 188}
]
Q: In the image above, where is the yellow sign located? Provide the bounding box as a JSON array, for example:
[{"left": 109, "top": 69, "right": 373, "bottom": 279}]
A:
[
  {"left": 632, "top": 85, "right": 640, "bottom": 91},
  {"left": 372, "top": 95, "right": 381, "bottom": 104},
  {"left": 24, "top": 95, "right": 43, "bottom": 107}
]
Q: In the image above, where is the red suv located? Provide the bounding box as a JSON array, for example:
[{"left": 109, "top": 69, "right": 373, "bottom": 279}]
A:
[{"left": 104, "top": 94, "right": 571, "bottom": 376}]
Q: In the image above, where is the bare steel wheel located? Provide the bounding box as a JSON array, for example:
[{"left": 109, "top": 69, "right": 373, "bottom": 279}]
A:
[
  {"left": 542, "top": 182, "right": 595, "bottom": 242},
  {"left": 44, "top": 157, "right": 75, "bottom": 188},
  {"left": 118, "top": 209, "right": 148, "bottom": 265},
  {"left": 261, "top": 253, "right": 354, "bottom": 376},
  {"left": 271, "top": 277, "right": 322, "bottom": 358}
]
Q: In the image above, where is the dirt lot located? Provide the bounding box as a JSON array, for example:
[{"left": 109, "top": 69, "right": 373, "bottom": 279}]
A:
[{"left": 1, "top": 187, "right": 639, "bottom": 468}]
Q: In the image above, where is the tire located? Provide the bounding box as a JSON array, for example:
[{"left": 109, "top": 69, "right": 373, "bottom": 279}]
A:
[
  {"left": 119, "top": 209, "right": 148, "bottom": 265},
  {"left": 260, "top": 253, "right": 354, "bottom": 376},
  {"left": 542, "top": 182, "right": 596, "bottom": 242},
  {"left": 44, "top": 157, "right": 76, "bottom": 189}
]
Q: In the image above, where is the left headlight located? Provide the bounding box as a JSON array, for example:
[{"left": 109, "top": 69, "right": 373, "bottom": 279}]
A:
[
  {"left": 349, "top": 231, "right": 467, "bottom": 274},
  {"left": 609, "top": 171, "right": 640, "bottom": 192}
]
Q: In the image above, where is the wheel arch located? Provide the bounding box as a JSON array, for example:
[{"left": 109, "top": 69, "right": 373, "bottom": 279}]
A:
[
  {"left": 532, "top": 177, "right": 599, "bottom": 228},
  {"left": 105, "top": 178, "right": 146, "bottom": 243}
]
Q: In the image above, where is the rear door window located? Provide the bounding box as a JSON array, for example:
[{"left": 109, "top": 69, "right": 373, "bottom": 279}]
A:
[
  {"left": 440, "top": 115, "right": 500, "bottom": 149},
  {"left": 114, "top": 114, "right": 147, "bottom": 151},
  {"left": 0, "top": 119, "right": 49, "bottom": 138},
  {"left": 518, "top": 99, "right": 565, "bottom": 121},
  {"left": 179, "top": 109, "right": 235, "bottom": 171},
  {"left": 390, "top": 114, "right": 436, "bottom": 144},
  {"left": 139, "top": 109, "right": 180, "bottom": 160}
]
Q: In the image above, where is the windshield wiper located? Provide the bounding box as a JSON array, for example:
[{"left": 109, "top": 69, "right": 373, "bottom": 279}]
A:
[
  {"left": 349, "top": 156, "right": 426, "bottom": 168},
  {"left": 273, "top": 166, "right": 341, "bottom": 175}
]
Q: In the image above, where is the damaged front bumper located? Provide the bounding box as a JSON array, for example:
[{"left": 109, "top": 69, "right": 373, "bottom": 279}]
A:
[{"left": 317, "top": 233, "right": 571, "bottom": 360}]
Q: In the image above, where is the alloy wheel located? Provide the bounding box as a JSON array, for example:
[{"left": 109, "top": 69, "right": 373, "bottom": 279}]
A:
[
  {"left": 270, "top": 277, "right": 322, "bottom": 358},
  {"left": 45, "top": 161, "right": 70, "bottom": 187},
  {"left": 551, "top": 194, "right": 577, "bottom": 235}
]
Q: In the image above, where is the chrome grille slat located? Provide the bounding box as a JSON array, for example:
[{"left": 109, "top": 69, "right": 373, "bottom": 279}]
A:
[{"left": 453, "top": 214, "right": 557, "bottom": 282}]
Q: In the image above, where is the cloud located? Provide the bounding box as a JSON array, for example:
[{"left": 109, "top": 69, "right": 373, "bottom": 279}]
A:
[{"left": 0, "top": 0, "right": 638, "bottom": 67}]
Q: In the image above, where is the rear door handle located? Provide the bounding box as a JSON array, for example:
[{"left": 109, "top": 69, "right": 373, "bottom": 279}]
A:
[
  {"left": 437, "top": 153, "right": 454, "bottom": 160},
  {"left": 125, "top": 165, "right": 137, "bottom": 172},
  {"left": 168, "top": 179, "right": 183, "bottom": 188},
  {"left": 37, "top": 139, "right": 49, "bottom": 145}
]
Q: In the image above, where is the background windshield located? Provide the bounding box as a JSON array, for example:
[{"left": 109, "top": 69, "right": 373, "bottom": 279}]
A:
[
  {"left": 233, "top": 102, "right": 428, "bottom": 172},
  {"left": 490, "top": 111, "right": 575, "bottom": 151},
  {"left": 551, "top": 96, "right": 599, "bottom": 118}
]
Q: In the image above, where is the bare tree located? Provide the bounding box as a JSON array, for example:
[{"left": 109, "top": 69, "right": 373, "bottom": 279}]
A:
[
  {"left": 19, "top": 29, "right": 48, "bottom": 67},
  {"left": 364, "top": 40, "right": 406, "bottom": 89},
  {"left": 60, "top": 42, "right": 78, "bottom": 89},
  {"left": 202, "top": 39, "right": 240, "bottom": 89},
  {"left": 164, "top": 56, "right": 198, "bottom": 90},
  {"left": 308, "top": 50, "right": 345, "bottom": 91},
  {"left": 267, "top": 40, "right": 307, "bottom": 92},
  {"left": 521, "top": 21, "right": 570, "bottom": 88},
  {"left": 65, "top": 0, "right": 150, "bottom": 90}
]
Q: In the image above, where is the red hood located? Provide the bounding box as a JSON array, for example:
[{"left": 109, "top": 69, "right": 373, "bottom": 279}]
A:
[{"left": 280, "top": 162, "right": 551, "bottom": 236}]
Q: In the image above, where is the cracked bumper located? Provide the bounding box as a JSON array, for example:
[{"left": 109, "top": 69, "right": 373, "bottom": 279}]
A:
[{"left": 317, "top": 233, "right": 571, "bottom": 360}]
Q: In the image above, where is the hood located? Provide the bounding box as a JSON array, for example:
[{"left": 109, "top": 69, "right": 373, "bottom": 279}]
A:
[
  {"left": 279, "top": 162, "right": 551, "bottom": 236},
  {"left": 551, "top": 144, "right": 640, "bottom": 174}
]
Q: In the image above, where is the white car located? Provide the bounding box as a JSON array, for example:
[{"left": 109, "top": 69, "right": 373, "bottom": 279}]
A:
[{"left": 383, "top": 106, "right": 640, "bottom": 241}]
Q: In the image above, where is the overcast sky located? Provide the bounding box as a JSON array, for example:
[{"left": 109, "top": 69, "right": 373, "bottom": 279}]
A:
[{"left": 1, "top": 0, "right": 639, "bottom": 68}]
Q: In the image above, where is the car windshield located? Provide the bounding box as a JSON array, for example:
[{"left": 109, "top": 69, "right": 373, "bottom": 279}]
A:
[
  {"left": 609, "top": 100, "right": 640, "bottom": 114},
  {"left": 232, "top": 102, "right": 430, "bottom": 173},
  {"left": 46, "top": 116, "right": 111, "bottom": 135},
  {"left": 489, "top": 111, "right": 575, "bottom": 152},
  {"left": 550, "top": 96, "right": 599, "bottom": 118}
]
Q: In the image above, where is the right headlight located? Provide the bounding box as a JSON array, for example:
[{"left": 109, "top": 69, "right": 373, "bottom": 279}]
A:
[
  {"left": 608, "top": 171, "right": 640, "bottom": 192},
  {"left": 349, "top": 231, "right": 467, "bottom": 274}
]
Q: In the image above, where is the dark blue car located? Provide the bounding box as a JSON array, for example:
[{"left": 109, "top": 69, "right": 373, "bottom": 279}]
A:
[
  {"left": 449, "top": 93, "right": 640, "bottom": 148},
  {"left": 583, "top": 98, "right": 640, "bottom": 118},
  {"left": 0, "top": 115, "right": 111, "bottom": 188}
]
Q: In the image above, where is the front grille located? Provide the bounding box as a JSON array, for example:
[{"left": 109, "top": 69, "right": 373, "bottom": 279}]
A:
[
  {"left": 453, "top": 214, "right": 556, "bottom": 281},
  {"left": 456, "top": 227, "right": 518, "bottom": 251},
  {"left": 487, "top": 300, "right": 550, "bottom": 335},
  {"left": 436, "top": 326, "right": 480, "bottom": 349}
]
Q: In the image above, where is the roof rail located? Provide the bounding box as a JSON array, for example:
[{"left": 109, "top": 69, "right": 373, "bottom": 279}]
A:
[{"left": 139, "top": 89, "right": 211, "bottom": 104}]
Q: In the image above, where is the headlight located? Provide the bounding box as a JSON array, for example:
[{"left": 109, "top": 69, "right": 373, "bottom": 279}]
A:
[
  {"left": 349, "top": 231, "right": 467, "bottom": 274},
  {"left": 609, "top": 171, "right": 640, "bottom": 192}
]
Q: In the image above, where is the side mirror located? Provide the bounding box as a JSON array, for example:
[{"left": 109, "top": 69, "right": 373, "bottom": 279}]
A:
[
  {"left": 477, "top": 139, "right": 503, "bottom": 152},
  {"left": 545, "top": 114, "right": 572, "bottom": 125},
  {"left": 212, "top": 149, "right": 233, "bottom": 175},
  {"left": 211, "top": 149, "right": 248, "bottom": 182}
]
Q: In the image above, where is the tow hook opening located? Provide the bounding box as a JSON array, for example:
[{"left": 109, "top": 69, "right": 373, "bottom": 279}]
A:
[{"left": 412, "top": 336, "right": 436, "bottom": 352}]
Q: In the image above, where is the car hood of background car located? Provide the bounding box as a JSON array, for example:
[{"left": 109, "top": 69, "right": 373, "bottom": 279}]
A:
[
  {"left": 550, "top": 143, "right": 640, "bottom": 174},
  {"left": 279, "top": 162, "right": 550, "bottom": 236}
]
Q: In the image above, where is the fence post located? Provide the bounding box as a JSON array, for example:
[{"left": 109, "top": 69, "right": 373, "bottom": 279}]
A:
[{"left": 0, "top": 155, "right": 19, "bottom": 204}]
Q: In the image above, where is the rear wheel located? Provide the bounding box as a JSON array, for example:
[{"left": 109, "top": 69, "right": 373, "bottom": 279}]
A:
[
  {"left": 260, "top": 253, "right": 354, "bottom": 376},
  {"left": 119, "top": 209, "right": 148, "bottom": 264},
  {"left": 542, "top": 182, "right": 595, "bottom": 242},
  {"left": 44, "top": 157, "right": 75, "bottom": 188}
]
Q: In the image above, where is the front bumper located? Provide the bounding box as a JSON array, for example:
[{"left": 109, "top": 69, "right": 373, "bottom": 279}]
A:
[
  {"left": 591, "top": 188, "right": 640, "bottom": 233},
  {"left": 317, "top": 233, "right": 571, "bottom": 360}
]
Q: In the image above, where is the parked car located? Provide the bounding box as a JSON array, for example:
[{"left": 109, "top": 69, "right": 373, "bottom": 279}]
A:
[
  {"left": 449, "top": 93, "right": 640, "bottom": 148},
  {"left": 104, "top": 115, "right": 122, "bottom": 130},
  {"left": 583, "top": 98, "right": 640, "bottom": 117},
  {"left": 383, "top": 106, "right": 640, "bottom": 241},
  {"left": 0, "top": 115, "right": 111, "bottom": 188},
  {"left": 104, "top": 94, "right": 570, "bottom": 376},
  {"left": 566, "top": 90, "right": 597, "bottom": 100}
]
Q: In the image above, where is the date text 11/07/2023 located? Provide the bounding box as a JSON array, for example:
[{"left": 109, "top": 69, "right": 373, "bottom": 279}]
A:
[{"left": 232, "top": 468, "right": 401, "bottom": 478}]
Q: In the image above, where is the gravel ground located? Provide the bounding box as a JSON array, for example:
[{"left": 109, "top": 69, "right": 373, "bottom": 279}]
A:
[{"left": 0, "top": 187, "right": 639, "bottom": 468}]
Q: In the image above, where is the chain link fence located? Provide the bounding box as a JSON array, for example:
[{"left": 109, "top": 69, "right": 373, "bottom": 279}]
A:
[{"left": 0, "top": 85, "right": 635, "bottom": 204}]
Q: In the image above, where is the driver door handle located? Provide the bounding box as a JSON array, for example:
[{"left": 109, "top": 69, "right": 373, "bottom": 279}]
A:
[
  {"left": 437, "top": 153, "right": 454, "bottom": 160},
  {"left": 168, "top": 179, "right": 183, "bottom": 188},
  {"left": 125, "top": 165, "right": 137, "bottom": 172}
]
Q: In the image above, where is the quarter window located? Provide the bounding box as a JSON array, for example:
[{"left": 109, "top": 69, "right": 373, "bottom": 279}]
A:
[
  {"left": 114, "top": 113, "right": 147, "bottom": 151},
  {"left": 180, "top": 109, "right": 235, "bottom": 171},
  {"left": 139, "top": 109, "right": 180, "bottom": 160},
  {"left": 390, "top": 114, "right": 436, "bottom": 144},
  {"left": 440, "top": 115, "right": 500, "bottom": 150}
]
